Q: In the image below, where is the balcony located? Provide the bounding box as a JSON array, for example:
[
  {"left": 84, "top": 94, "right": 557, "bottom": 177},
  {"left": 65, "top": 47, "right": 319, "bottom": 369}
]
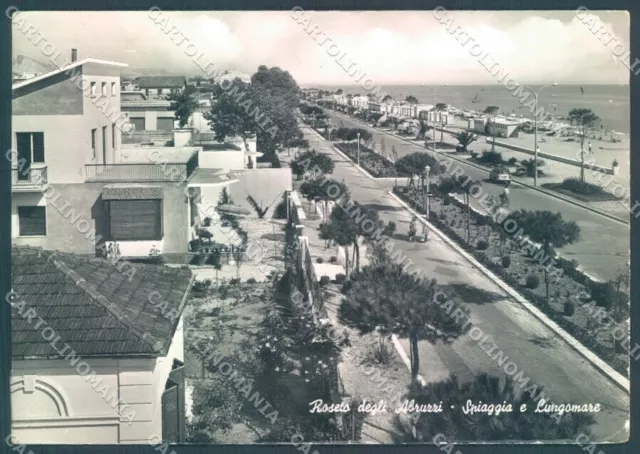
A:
[
  {"left": 12, "top": 166, "right": 48, "bottom": 190},
  {"left": 86, "top": 152, "right": 198, "bottom": 183}
]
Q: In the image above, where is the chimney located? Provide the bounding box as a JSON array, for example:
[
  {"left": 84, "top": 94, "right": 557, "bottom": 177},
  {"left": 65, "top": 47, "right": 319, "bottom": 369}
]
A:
[{"left": 71, "top": 49, "right": 77, "bottom": 62}]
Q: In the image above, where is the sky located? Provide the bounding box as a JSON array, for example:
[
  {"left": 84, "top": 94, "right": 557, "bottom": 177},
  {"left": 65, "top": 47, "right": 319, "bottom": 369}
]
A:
[{"left": 12, "top": 10, "right": 631, "bottom": 86}]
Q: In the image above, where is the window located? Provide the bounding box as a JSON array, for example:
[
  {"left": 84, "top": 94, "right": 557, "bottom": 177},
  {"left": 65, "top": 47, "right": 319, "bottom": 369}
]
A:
[
  {"left": 112, "top": 124, "right": 116, "bottom": 149},
  {"left": 91, "top": 128, "right": 97, "bottom": 158},
  {"left": 90, "top": 82, "right": 96, "bottom": 96},
  {"left": 130, "top": 117, "right": 145, "bottom": 131},
  {"left": 18, "top": 206, "right": 46, "bottom": 236},
  {"left": 108, "top": 199, "right": 162, "bottom": 241},
  {"left": 101, "top": 82, "right": 107, "bottom": 97},
  {"left": 157, "top": 117, "right": 175, "bottom": 131},
  {"left": 111, "top": 82, "right": 116, "bottom": 96},
  {"left": 15, "top": 132, "right": 45, "bottom": 164}
]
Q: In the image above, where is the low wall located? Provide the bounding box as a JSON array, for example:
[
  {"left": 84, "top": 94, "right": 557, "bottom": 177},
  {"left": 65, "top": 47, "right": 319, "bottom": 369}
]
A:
[{"left": 486, "top": 137, "right": 614, "bottom": 175}]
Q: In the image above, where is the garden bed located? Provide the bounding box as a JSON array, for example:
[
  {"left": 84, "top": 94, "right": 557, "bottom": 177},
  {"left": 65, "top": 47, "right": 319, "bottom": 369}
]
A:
[
  {"left": 542, "top": 182, "right": 620, "bottom": 202},
  {"left": 333, "top": 141, "right": 408, "bottom": 178},
  {"left": 393, "top": 186, "right": 629, "bottom": 376}
]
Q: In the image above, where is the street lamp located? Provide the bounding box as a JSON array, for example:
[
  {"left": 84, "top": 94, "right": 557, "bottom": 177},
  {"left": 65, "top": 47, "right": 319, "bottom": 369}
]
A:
[
  {"left": 427, "top": 85, "right": 447, "bottom": 152},
  {"left": 424, "top": 165, "right": 431, "bottom": 219},
  {"left": 356, "top": 132, "right": 361, "bottom": 166},
  {"left": 516, "top": 82, "right": 557, "bottom": 186}
]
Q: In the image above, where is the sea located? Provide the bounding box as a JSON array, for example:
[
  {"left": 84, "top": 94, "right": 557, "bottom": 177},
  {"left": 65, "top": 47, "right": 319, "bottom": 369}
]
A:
[{"left": 311, "top": 84, "right": 630, "bottom": 134}]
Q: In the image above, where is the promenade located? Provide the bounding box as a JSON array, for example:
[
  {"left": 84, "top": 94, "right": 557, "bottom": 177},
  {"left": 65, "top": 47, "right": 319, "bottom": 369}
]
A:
[
  {"left": 290, "top": 124, "right": 629, "bottom": 442},
  {"left": 327, "top": 110, "right": 629, "bottom": 282}
]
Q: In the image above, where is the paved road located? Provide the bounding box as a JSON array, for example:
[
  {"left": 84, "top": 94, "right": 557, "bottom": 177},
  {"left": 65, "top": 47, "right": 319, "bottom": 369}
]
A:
[
  {"left": 300, "top": 124, "right": 629, "bottom": 442},
  {"left": 325, "top": 111, "right": 629, "bottom": 283}
]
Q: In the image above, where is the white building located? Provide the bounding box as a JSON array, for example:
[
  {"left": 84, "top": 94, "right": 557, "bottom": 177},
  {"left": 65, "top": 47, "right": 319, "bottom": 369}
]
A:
[{"left": 10, "top": 246, "right": 193, "bottom": 444}]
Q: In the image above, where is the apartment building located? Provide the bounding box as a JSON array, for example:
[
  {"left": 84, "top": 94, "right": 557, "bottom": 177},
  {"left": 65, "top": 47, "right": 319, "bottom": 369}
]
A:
[
  {"left": 135, "top": 76, "right": 187, "bottom": 99},
  {"left": 10, "top": 51, "right": 230, "bottom": 262},
  {"left": 10, "top": 246, "right": 192, "bottom": 444}
]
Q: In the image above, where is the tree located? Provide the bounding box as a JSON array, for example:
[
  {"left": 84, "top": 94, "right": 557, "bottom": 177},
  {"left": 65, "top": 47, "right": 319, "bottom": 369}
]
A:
[
  {"left": 395, "top": 373, "right": 595, "bottom": 442},
  {"left": 300, "top": 178, "right": 349, "bottom": 219},
  {"left": 382, "top": 94, "right": 393, "bottom": 103},
  {"left": 339, "top": 259, "right": 470, "bottom": 383},
  {"left": 319, "top": 200, "right": 383, "bottom": 276},
  {"left": 483, "top": 105, "right": 500, "bottom": 151},
  {"left": 568, "top": 108, "right": 601, "bottom": 182},
  {"left": 438, "top": 175, "right": 481, "bottom": 244},
  {"left": 251, "top": 65, "right": 301, "bottom": 156},
  {"left": 390, "top": 145, "right": 399, "bottom": 186},
  {"left": 395, "top": 152, "right": 440, "bottom": 188},
  {"left": 204, "top": 78, "right": 256, "bottom": 152},
  {"left": 434, "top": 103, "right": 448, "bottom": 144},
  {"left": 167, "top": 85, "right": 199, "bottom": 128},
  {"left": 452, "top": 131, "right": 478, "bottom": 153},
  {"left": 507, "top": 210, "right": 581, "bottom": 303},
  {"left": 290, "top": 149, "right": 334, "bottom": 180},
  {"left": 517, "top": 158, "right": 546, "bottom": 177},
  {"left": 336, "top": 88, "right": 344, "bottom": 94},
  {"left": 405, "top": 95, "right": 419, "bottom": 104}
]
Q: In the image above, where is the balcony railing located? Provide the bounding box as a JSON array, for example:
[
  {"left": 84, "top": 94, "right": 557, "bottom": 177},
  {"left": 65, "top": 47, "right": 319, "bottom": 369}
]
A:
[
  {"left": 12, "top": 166, "right": 48, "bottom": 187},
  {"left": 122, "top": 130, "right": 174, "bottom": 145},
  {"left": 86, "top": 163, "right": 191, "bottom": 182}
]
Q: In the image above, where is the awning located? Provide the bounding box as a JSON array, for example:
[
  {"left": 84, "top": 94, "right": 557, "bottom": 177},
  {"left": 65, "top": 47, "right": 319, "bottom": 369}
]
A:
[{"left": 102, "top": 184, "right": 163, "bottom": 200}]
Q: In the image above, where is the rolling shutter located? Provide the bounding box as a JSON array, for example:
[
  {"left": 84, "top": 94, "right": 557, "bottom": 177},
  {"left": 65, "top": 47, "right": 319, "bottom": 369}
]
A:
[
  {"left": 32, "top": 132, "right": 45, "bottom": 163},
  {"left": 108, "top": 199, "right": 162, "bottom": 241},
  {"left": 18, "top": 206, "right": 46, "bottom": 236},
  {"left": 161, "top": 380, "right": 179, "bottom": 443},
  {"left": 168, "top": 360, "right": 186, "bottom": 442}
]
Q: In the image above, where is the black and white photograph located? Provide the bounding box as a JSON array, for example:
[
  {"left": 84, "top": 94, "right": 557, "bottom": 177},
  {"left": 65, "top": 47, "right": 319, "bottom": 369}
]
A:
[{"left": 5, "top": 6, "right": 632, "bottom": 447}]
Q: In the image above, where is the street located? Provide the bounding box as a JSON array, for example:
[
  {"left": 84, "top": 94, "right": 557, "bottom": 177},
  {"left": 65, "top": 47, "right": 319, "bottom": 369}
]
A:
[
  {"left": 324, "top": 110, "right": 629, "bottom": 283},
  {"left": 300, "top": 124, "right": 629, "bottom": 442}
]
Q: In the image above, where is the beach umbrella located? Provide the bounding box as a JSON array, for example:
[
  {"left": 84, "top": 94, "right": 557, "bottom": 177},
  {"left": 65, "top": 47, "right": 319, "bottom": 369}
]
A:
[{"left": 216, "top": 204, "right": 251, "bottom": 216}]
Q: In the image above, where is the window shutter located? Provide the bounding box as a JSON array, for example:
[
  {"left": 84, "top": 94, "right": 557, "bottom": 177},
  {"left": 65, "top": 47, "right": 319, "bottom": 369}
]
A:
[
  {"left": 108, "top": 200, "right": 162, "bottom": 241},
  {"left": 16, "top": 133, "right": 32, "bottom": 165},
  {"left": 18, "top": 206, "right": 46, "bottom": 236},
  {"left": 169, "top": 360, "right": 186, "bottom": 442},
  {"left": 161, "top": 380, "right": 179, "bottom": 443},
  {"left": 32, "top": 133, "right": 45, "bottom": 163}
]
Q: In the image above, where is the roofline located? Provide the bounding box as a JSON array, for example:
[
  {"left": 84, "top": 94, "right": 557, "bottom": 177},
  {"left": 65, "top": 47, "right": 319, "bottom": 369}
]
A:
[
  {"left": 158, "top": 274, "right": 195, "bottom": 356},
  {"left": 12, "top": 57, "right": 128, "bottom": 90}
]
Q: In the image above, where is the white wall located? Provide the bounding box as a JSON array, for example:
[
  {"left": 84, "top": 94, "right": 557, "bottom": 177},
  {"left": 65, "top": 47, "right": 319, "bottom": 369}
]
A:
[{"left": 198, "top": 150, "right": 246, "bottom": 170}]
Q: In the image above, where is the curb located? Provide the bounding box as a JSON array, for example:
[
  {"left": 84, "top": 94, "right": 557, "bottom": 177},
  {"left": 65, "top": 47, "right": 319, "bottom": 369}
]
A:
[
  {"left": 388, "top": 190, "right": 630, "bottom": 394},
  {"left": 391, "top": 334, "right": 426, "bottom": 386},
  {"left": 330, "top": 110, "right": 629, "bottom": 225}
]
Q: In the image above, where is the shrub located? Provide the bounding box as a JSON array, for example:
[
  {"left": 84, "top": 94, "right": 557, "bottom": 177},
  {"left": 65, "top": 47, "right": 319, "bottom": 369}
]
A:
[
  {"left": 476, "top": 216, "right": 488, "bottom": 227},
  {"left": 564, "top": 301, "right": 575, "bottom": 316},
  {"left": 193, "top": 279, "right": 212, "bottom": 293},
  {"left": 439, "top": 213, "right": 447, "bottom": 221},
  {"left": 469, "top": 151, "right": 478, "bottom": 159},
  {"left": 478, "top": 150, "right": 504, "bottom": 165},
  {"left": 429, "top": 212, "right": 438, "bottom": 221},
  {"left": 589, "top": 281, "right": 615, "bottom": 308},
  {"left": 383, "top": 221, "right": 397, "bottom": 236},
  {"left": 274, "top": 199, "right": 288, "bottom": 219},
  {"left": 203, "top": 217, "right": 212, "bottom": 227},
  {"left": 476, "top": 240, "right": 489, "bottom": 250},
  {"left": 230, "top": 278, "right": 241, "bottom": 285},
  {"left": 613, "top": 159, "right": 619, "bottom": 166},
  {"left": 316, "top": 257, "right": 324, "bottom": 264},
  {"left": 334, "top": 273, "right": 346, "bottom": 284},
  {"left": 364, "top": 337, "right": 394, "bottom": 365},
  {"left": 507, "top": 157, "right": 518, "bottom": 166},
  {"left": 502, "top": 256, "right": 511, "bottom": 268},
  {"left": 320, "top": 275, "right": 331, "bottom": 287},
  {"left": 476, "top": 252, "right": 488, "bottom": 264},
  {"left": 443, "top": 195, "right": 452, "bottom": 205},
  {"left": 560, "top": 177, "right": 602, "bottom": 195},
  {"left": 329, "top": 256, "right": 338, "bottom": 264},
  {"left": 525, "top": 274, "right": 540, "bottom": 289},
  {"left": 246, "top": 277, "right": 257, "bottom": 284}
]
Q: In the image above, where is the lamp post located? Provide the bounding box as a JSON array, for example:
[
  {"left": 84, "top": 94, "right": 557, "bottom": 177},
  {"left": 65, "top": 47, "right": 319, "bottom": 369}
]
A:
[
  {"left": 424, "top": 165, "right": 431, "bottom": 219},
  {"left": 356, "top": 132, "right": 361, "bottom": 166},
  {"left": 517, "top": 82, "right": 557, "bottom": 186},
  {"left": 427, "top": 85, "right": 447, "bottom": 151}
]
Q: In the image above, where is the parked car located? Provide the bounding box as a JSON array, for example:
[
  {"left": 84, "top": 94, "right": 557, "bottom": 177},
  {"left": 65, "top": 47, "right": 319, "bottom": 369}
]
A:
[{"left": 489, "top": 167, "right": 511, "bottom": 185}]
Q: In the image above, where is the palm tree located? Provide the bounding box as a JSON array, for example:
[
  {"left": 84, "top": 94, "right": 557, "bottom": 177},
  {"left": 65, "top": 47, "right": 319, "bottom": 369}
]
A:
[
  {"left": 483, "top": 105, "right": 500, "bottom": 151},
  {"left": 393, "top": 373, "right": 595, "bottom": 442},
  {"left": 434, "top": 103, "right": 447, "bottom": 144},
  {"left": 517, "top": 158, "right": 546, "bottom": 177},
  {"left": 453, "top": 131, "right": 478, "bottom": 153}
]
